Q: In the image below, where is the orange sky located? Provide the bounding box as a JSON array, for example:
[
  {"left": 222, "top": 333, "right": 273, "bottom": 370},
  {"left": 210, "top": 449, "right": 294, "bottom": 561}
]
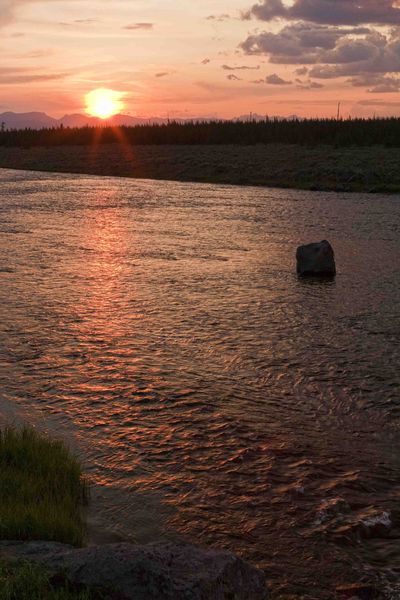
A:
[{"left": 1, "top": 0, "right": 400, "bottom": 119}]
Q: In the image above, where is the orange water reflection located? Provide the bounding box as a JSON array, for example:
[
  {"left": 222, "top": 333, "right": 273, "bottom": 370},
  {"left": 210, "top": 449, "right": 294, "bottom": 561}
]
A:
[{"left": 2, "top": 171, "right": 400, "bottom": 598}]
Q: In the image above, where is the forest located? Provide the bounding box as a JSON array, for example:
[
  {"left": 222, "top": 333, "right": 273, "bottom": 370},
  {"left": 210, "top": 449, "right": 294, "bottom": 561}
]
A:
[{"left": 0, "top": 117, "right": 399, "bottom": 148}]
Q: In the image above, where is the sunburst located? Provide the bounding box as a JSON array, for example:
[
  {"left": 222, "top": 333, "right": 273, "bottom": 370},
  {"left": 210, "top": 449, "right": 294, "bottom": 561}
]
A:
[{"left": 85, "top": 88, "right": 124, "bottom": 119}]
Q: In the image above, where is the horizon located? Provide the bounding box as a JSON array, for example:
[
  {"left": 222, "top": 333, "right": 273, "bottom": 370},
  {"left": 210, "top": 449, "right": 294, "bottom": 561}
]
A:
[
  {"left": 1, "top": 1, "right": 400, "bottom": 119},
  {"left": 3, "top": 109, "right": 400, "bottom": 128}
]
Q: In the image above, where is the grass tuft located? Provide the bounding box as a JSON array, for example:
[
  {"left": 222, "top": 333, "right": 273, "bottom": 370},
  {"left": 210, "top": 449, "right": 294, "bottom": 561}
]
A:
[
  {"left": 0, "top": 427, "right": 88, "bottom": 546},
  {"left": 0, "top": 560, "right": 93, "bottom": 599}
]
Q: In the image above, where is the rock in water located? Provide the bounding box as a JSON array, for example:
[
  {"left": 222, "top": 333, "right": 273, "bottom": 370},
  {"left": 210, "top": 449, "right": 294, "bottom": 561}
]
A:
[
  {"left": 296, "top": 240, "right": 336, "bottom": 277},
  {"left": 0, "top": 541, "right": 268, "bottom": 600}
]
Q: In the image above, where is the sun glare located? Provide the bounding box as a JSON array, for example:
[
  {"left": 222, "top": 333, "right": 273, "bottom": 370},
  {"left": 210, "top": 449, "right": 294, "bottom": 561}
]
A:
[{"left": 85, "top": 88, "right": 124, "bottom": 119}]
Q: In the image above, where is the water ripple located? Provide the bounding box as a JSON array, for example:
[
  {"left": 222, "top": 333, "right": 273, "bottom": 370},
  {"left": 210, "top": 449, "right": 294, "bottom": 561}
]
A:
[{"left": 0, "top": 169, "right": 400, "bottom": 598}]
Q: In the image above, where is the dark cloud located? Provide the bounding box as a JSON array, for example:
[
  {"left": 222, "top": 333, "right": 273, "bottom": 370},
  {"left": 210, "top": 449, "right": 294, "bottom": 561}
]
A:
[
  {"left": 357, "top": 99, "right": 400, "bottom": 106},
  {"left": 249, "top": 74, "right": 293, "bottom": 84},
  {"left": 307, "top": 30, "right": 400, "bottom": 77},
  {"left": 155, "top": 71, "right": 170, "bottom": 78},
  {"left": 222, "top": 64, "right": 260, "bottom": 70},
  {"left": 124, "top": 23, "right": 154, "bottom": 30},
  {"left": 348, "top": 73, "right": 400, "bottom": 91},
  {"left": 266, "top": 73, "right": 292, "bottom": 84},
  {"left": 369, "top": 82, "right": 399, "bottom": 92},
  {"left": 206, "top": 14, "right": 231, "bottom": 22},
  {"left": 241, "top": 0, "right": 400, "bottom": 92},
  {"left": 227, "top": 74, "right": 242, "bottom": 80},
  {"left": 296, "top": 79, "right": 324, "bottom": 89},
  {"left": 59, "top": 19, "right": 97, "bottom": 27},
  {"left": 201, "top": 58, "right": 211, "bottom": 64},
  {"left": 240, "top": 23, "right": 372, "bottom": 61},
  {"left": 241, "top": 23, "right": 400, "bottom": 84},
  {"left": 245, "top": 0, "right": 400, "bottom": 26}
]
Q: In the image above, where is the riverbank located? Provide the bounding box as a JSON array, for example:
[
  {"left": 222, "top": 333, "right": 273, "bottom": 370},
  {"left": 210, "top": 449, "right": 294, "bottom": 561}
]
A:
[
  {"left": 0, "top": 427, "right": 87, "bottom": 546},
  {"left": 1, "top": 143, "right": 399, "bottom": 192},
  {"left": 0, "top": 426, "right": 267, "bottom": 599}
]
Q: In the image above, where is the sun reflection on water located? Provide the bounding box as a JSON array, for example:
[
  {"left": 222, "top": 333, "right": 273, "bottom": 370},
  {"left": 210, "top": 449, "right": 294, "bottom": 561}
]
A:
[{"left": 1, "top": 171, "right": 400, "bottom": 598}]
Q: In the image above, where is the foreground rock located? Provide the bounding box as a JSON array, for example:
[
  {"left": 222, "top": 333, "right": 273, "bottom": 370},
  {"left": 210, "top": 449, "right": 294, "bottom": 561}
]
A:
[
  {"left": 0, "top": 540, "right": 268, "bottom": 600},
  {"left": 336, "top": 583, "right": 377, "bottom": 599},
  {"left": 296, "top": 240, "right": 336, "bottom": 277}
]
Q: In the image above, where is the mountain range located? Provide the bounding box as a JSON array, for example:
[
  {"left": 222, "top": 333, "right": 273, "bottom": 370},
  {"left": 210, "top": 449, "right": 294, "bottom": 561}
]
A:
[
  {"left": 0, "top": 111, "right": 300, "bottom": 131},
  {"left": 0, "top": 111, "right": 178, "bottom": 130}
]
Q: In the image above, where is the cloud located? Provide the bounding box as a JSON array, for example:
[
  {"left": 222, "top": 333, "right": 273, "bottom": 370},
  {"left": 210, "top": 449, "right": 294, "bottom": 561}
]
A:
[
  {"left": 241, "top": 23, "right": 400, "bottom": 85},
  {"left": 222, "top": 64, "right": 260, "bottom": 70},
  {"left": 13, "top": 49, "right": 53, "bottom": 59},
  {"left": 240, "top": 0, "right": 400, "bottom": 92},
  {"left": 357, "top": 99, "right": 400, "bottom": 106},
  {"left": 348, "top": 73, "right": 400, "bottom": 91},
  {"left": 201, "top": 58, "right": 211, "bottom": 64},
  {"left": 1, "top": 0, "right": 27, "bottom": 27},
  {"left": 0, "top": 67, "right": 68, "bottom": 84},
  {"left": 227, "top": 74, "right": 242, "bottom": 80},
  {"left": 206, "top": 14, "right": 231, "bottom": 22},
  {"left": 74, "top": 19, "right": 97, "bottom": 24},
  {"left": 296, "top": 79, "right": 324, "bottom": 89},
  {"left": 1, "top": 0, "right": 85, "bottom": 28},
  {"left": 155, "top": 72, "right": 170, "bottom": 78},
  {"left": 1, "top": 0, "right": 60, "bottom": 27},
  {"left": 240, "top": 23, "right": 372, "bottom": 61},
  {"left": 307, "top": 30, "right": 400, "bottom": 77},
  {"left": 245, "top": 0, "right": 400, "bottom": 26},
  {"left": 124, "top": 22, "right": 154, "bottom": 30},
  {"left": 266, "top": 73, "right": 292, "bottom": 84},
  {"left": 249, "top": 73, "right": 294, "bottom": 84}
]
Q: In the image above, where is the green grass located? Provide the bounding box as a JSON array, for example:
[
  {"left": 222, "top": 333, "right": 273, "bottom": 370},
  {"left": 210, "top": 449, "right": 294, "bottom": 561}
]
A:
[
  {"left": 0, "top": 427, "right": 88, "bottom": 546},
  {"left": 0, "top": 560, "right": 94, "bottom": 600}
]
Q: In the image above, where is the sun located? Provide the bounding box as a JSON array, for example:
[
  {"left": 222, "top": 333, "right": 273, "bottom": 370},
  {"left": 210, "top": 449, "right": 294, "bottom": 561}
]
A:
[{"left": 85, "top": 88, "right": 124, "bottom": 119}]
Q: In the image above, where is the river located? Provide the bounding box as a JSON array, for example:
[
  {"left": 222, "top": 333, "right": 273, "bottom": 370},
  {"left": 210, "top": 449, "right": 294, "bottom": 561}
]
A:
[{"left": 0, "top": 168, "right": 399, "bottom": 599}]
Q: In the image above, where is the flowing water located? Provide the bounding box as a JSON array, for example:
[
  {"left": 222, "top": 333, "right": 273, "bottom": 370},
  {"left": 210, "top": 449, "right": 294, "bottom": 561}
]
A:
[{"left": 0, "top": 168, "right": 400, "bottom": 599}]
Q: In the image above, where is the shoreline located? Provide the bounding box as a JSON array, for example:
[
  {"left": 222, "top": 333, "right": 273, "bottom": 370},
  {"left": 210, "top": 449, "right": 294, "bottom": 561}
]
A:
[
  {"left": 1, "top": 143, "right": 400, "bottom": 193},
  {"left": 0, "top": 424, "right": 268, "bottom": 599}
]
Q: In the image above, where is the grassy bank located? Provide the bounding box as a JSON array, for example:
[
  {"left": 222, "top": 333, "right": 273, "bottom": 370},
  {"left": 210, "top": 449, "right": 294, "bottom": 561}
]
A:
[
  {"left": 1, "top": 143, "right": 400, "bottom": 192},
  {"left": 0, "top": 427, "right": 90, "bottom": 598},
  {"left": 0, "top": 427, "right": 88, "bottom": 546}
]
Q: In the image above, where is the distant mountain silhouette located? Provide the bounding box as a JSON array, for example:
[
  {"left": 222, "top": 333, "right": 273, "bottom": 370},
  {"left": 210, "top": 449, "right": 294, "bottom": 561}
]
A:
[
  {"left": 235, "top": 113, "right": 300, "bottom": 122},
  {"left": 0, "top": 111, "right": 179, "bottom": 130},
  {"left": 0, "top": 111, "right": 301, "bottom": 131},
  {"left": 0, "top": 111, "right": 59, "bottom": 129},
  {"left": 0, "top": 111, "right": 214, "bottom": 130}
]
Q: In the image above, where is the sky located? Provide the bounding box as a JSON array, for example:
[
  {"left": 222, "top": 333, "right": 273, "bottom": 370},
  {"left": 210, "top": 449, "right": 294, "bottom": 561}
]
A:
[{"left": 1, "top": 0, "right": 400, "bottom": 119}]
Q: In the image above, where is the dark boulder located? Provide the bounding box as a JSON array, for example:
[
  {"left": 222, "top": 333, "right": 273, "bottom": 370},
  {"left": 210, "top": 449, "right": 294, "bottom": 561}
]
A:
[
  {"left": 0, "top": 540, "right": 268, "bottom": 600},
  {"left": 296, "top": 240, "right": 336, "bottom": 277}
]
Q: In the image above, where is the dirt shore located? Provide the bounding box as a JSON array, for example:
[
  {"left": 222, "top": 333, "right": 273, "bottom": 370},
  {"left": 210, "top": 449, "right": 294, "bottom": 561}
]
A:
[{"left": 1, "top": 143, "right": 400, "bottom": 192}]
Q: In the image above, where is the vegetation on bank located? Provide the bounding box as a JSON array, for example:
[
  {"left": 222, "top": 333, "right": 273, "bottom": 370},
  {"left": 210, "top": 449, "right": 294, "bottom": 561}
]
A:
[
  {"left": 0, "top": 560, "right": 95, "bottom": 600},
  {"left": 0, "top": 427, "right": 88, "bottom": 546},
  {"left": 1, "top": 142, "right": 399, "bottom": 193},
  {"left": 1, "top": 117, "right": 400, "bottom": 148}
]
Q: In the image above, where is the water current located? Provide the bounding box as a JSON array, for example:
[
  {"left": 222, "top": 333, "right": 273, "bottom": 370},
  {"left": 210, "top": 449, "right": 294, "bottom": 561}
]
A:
[{"left": 0, "top": 168, "right": 400, "bottom": 598}]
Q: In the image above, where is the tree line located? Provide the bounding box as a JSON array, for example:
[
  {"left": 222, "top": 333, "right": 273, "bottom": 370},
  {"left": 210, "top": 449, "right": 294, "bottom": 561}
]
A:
[{"left": 0, "top": 117, "right": 399, "bottom": 148}]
